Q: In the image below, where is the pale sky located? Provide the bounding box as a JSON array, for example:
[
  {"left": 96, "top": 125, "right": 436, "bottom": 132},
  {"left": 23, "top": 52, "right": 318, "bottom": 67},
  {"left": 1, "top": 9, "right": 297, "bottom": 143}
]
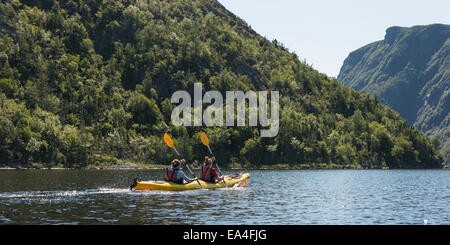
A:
[{"left": 218, "top": 0, "right": 450, "bottom": 77}]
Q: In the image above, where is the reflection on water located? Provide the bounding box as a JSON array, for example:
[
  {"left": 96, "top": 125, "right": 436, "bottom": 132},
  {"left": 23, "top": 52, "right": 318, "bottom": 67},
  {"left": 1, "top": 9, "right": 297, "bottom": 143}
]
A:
[{"left": 1, "top": 169, "right": 450, "bottom": 224}]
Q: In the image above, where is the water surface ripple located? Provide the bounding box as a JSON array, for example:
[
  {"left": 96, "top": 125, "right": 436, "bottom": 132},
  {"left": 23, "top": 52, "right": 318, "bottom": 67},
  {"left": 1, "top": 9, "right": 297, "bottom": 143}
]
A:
[{"left": 1, "top": 169, "right": 449, "bottom": 224}]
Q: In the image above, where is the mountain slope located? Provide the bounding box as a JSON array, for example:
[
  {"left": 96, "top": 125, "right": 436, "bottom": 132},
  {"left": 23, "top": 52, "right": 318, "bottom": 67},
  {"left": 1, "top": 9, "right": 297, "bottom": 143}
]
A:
[
  {"left": 0, "top": 0, "right": 443, "bottom": 168},
  {"left": 338, "top": 24, "right": 449, "bottom": 162}
]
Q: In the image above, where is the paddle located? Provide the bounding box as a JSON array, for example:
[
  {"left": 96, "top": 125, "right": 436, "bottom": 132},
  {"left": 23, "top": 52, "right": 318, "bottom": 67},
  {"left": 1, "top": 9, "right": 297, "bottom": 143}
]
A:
[
  {"left": 200, "top": 132, "right": 227, "bottom": 187},
  {"left": 163, "top": 133, "right": 204, "bottom": 189}
]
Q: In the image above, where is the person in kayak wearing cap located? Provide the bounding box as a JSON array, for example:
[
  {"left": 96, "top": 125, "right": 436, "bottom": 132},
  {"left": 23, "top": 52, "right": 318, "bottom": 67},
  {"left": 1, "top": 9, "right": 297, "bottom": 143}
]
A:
[
  {"left": 200, "top": 156, "right": 224, "bottom": 183},
  {"left": 165, "top": 159, "right": 197, "bottom": 184}
]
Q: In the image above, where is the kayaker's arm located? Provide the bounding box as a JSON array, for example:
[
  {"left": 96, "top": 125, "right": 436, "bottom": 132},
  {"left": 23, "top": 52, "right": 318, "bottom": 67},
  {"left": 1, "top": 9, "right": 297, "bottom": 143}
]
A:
[
  {"left": 178, "top": 170, "right": 196, "bottom": 183},
  {"left": 210, "top": 168, "right": 224, "bottom": 182}
]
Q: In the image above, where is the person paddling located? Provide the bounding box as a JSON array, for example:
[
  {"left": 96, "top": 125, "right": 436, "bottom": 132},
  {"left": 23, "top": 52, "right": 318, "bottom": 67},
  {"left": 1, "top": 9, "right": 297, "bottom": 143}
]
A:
[
  {"left": 165, "top": 159, "right": 197, "bottom": 184},
  {"left": 200, "top": 156, "right": 223, "bottom": 183}
]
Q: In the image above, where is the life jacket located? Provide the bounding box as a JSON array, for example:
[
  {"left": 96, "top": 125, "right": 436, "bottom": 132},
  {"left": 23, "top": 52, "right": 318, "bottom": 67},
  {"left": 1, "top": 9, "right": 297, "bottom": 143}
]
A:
[
  {"left": 166, "top": 167, "right": 183, "bottom": 184},
  {"left": 201, "top": 165, "right": 214, "bottom": 183}
]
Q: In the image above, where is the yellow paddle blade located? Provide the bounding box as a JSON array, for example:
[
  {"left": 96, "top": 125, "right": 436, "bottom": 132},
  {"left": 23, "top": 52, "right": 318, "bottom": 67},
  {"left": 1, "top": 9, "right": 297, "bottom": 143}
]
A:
[
  {"left": 200, "top": 132, "right": 209, "bottom": 146},
  {"left": 163, "top": 133, "right": 174, "bottom": 148}
]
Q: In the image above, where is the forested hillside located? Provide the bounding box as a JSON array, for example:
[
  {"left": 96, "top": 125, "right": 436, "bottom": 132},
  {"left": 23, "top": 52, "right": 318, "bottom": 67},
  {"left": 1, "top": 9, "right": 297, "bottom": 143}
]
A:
[
  {"left": 338, "top": 24, "right": 449, "bottom": 162},
  {"left": 0, "top": 0, "right": 443, "bottom": 168}
]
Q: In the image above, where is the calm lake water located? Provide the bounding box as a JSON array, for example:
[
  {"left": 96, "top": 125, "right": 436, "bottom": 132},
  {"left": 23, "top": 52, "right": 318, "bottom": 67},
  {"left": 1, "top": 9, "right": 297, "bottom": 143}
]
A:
[{"left": 1, "top": 169, "right": 449, "bottom": 225}]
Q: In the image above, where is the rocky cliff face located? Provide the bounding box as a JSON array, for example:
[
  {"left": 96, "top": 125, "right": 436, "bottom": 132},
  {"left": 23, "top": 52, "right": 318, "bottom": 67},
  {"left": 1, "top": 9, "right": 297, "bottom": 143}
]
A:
[{"left": 338, "top": 24, "right": 450, "bottom": 162}]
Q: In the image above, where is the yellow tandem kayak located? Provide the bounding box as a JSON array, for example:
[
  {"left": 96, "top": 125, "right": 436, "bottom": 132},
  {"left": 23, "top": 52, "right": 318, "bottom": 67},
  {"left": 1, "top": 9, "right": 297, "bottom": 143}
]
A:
[{"left": 132, "top": 173, "right": 250, "bottom": 191}]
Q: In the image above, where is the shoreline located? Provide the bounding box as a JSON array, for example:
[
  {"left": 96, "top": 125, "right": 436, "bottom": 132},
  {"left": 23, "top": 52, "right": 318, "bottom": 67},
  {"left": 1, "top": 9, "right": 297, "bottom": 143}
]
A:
[{"left": 1, "top": 165, "right": 447, "bottom": 171}]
